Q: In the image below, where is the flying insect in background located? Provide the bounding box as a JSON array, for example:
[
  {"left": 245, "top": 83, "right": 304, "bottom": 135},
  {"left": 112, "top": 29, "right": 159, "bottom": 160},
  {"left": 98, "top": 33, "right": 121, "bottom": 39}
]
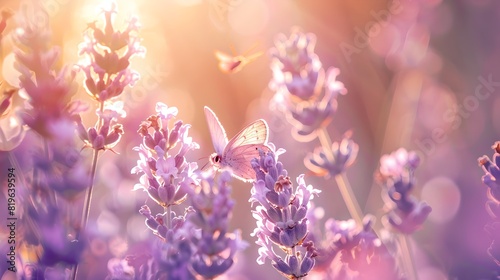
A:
[{"left": 215, "top": 44, "right": 263, "bottom": 74}]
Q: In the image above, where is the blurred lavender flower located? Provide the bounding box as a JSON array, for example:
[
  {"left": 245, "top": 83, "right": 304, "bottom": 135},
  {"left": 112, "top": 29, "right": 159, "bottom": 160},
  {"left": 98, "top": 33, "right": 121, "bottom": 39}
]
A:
[
  {"left": 378, "top": 148, "right": 431, "bottom": 235},
  {"left": 6, "top": 4, "right": 92, "bottom": 277},
  {"left": 0, "top": 87, "right": 26, "bottom": 151},
  {"left": 301, "top": 205, "right": 336, "bottom": 274},
  {"left": 478, "top": 142, "right": 500, "bottom": 266},
  {"left": 43, "top": 266, "right": 70, "bottom": 280},
  {"left": 27, "top": 204, "right": 85, "bottom": 267},
  {"left": 250, "top": 143, "right": 319, "bottom": 279},
  {"left": 134, "top": 169, "right": 245, "bottom": 279},
  {"left": 185, "top": 170, "right": 247, "bottom": 278},
  {"left": 139, "top": 204, "right": 195, "bottom": 279},
  {"left": 132, "top": 103, "right": 199, "bottom": 208},
  {"left": 105, "top": 258, "right": 135, "bottom": 280},
  {"left": 14, "top": 17, "right": 82, "bottom": 139},
  {"left": 323, "top": 216, "right": 399, "bottom": 280},
  {"left": 305, "top": 205, "right": 399, "bottom": 279},
  {"left": 269, "top": 28, "right": 347, "bottom": 142},
  {"left": 16, "top": 201, "right": 86, "bottom": 278},
  {"left": 78, "top": 1, "right": 144, "bottom": 103},
  {"left": 478, "top": 142, "right": 500, "bottom": 212},
  {"left": 304, "top": 131, "right": 358, "bottom": 178}
]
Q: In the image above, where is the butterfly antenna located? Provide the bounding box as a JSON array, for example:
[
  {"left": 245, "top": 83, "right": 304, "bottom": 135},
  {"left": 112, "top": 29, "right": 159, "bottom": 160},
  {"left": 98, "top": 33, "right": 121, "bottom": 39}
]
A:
[
  {"left": 245, "top": 51, "right": 264, "bottom": 62},
  {"left": 200, "top": 161, "right": 210, "bottom": 171}
]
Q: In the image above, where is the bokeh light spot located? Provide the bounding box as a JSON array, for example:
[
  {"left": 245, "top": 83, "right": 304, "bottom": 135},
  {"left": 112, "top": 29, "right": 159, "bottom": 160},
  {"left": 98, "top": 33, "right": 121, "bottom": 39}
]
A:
[
  {"left": 97, "top": 210, "right": 121, "bottom": 236},
  {"left": 127, "top": 214, "right": 150, "bottom": 242},
  {"left": 421, "top": 176, "right": 461, "bottom": 224}
]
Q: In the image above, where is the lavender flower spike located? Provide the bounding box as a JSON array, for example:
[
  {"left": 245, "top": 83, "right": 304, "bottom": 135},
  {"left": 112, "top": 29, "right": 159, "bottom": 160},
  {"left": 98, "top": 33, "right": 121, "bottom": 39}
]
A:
[
  {"left": 478, "top": 142, "right": 500, "bottom": 266},
  {"left": 304, "top": 131, "right": 359, "bottom": 178},
  {"left": 478, "top": 142, "right": 500, "bottom": 210},
  {"left": 250, "top": 143, "right": 319, "bottom": 279},
  {"left": 132, "top": 103, "right": 199, "bottom": 208},
  {"left": 322, "top": 216, "right": 400, "bottom": 279},
  {"left": 78, "top": 0, "right": 144, "bottom": 103},
  {"left": 269, "top": 28, "right": 347, "bottom": 142},
  {"left": 378, "top": 148, "right": 431, "bottom": 234},
  {"left": 186, "top": 170, "right": 248, "bottom": 279},
  {"left": 139, "top": 205, "right": 196, "bottom": 279}
]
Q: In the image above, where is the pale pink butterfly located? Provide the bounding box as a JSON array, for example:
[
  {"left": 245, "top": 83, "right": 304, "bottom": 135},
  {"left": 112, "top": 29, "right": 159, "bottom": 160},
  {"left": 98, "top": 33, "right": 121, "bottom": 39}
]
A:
[{"left": 204, "top": 106, "right": 270, "bottom": 182}]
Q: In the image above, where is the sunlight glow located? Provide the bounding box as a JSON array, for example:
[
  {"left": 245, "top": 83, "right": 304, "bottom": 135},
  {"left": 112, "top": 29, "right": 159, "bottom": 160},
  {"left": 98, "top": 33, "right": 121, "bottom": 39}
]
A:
[{"left": 421, "top": 176, "right": 461, "bottom": 224}]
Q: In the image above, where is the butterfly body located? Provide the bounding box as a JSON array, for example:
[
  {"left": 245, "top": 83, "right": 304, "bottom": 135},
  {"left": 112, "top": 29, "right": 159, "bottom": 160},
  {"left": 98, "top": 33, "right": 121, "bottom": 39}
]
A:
[
  {"left": 204, "top": 106, "right": 270, "bottom": 182},
  {"left": 215, "top": 51, "right": 263, "bottom": 74}
]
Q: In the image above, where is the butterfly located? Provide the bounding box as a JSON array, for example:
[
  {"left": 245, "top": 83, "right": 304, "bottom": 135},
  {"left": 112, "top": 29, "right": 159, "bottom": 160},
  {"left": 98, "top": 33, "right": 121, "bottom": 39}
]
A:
[
  {"left": 204, "top": 106, "right": 270, "bottom": 182},
  {"left": 215, "top": 48, "right": 263, "bottom": 74}
]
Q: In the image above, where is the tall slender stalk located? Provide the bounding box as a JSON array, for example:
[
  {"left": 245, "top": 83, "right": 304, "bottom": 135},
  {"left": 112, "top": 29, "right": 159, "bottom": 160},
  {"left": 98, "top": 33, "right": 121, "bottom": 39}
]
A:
[
  {"left": 70, "top": 148, "right": 99, "bottom": 280},
  {"left": 165, "top": 206, "right": 171, "bottom": 230},
  {"left": 398, "top": 234, "right": 418, "bottom": 280},
  {"left": 71, "top": 101, "right": 104, "bottom": 280},
  {"left": 79, "top": 148, "right": 100, "bottom": 238}
]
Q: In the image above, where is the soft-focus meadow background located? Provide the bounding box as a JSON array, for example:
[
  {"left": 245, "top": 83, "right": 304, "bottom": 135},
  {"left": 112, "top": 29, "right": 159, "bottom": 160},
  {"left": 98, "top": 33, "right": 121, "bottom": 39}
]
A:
[{"left": 1, "top": 0, "right": 500, "bottom": 279}]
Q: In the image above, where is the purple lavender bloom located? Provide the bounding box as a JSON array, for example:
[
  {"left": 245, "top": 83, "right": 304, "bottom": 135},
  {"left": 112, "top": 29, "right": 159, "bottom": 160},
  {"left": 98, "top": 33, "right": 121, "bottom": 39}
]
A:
[
  {"left": 270, "top": 27, "right": 318, "bottom": 78},
  {"left": 31, "top": 141, "right": 89, "bottom": 200},
  {"left": 21, "top": 202, "right": 85, "bottom": 277},
  {"left": 269, "top": 28, "right": 347, "bottom": 142},
  {"left": 105, "top": 258, "right": 135, "bottom": 280},
  {"left": 250, "top": 143, "right": 319, "bottom": 278},
  {"left": 43, "top": 266, "right": 70, "bottom": 280},
  {"left": 74, "top": 100, "right": 126, "bottom": 151},
  {"left": 132, "top": 103, "right": 199, "bottom": 208},
  {"left": 478, "top": 142, "right": 500, "bottom": 208},
  {"left": 322, "top": 216, "right": 400, "bottom": 279},
  {"left": 14, "top": 14, "right": 81, "bottom": 140},
  {"left": 304, "top": 131, "right": 359, "bottom": 178},
  {"left": 478, "top": 142, "right": 500, "bottom": 266},
  {"left": 378, "top": 148, "right": 431, "bottom": 234},
  {"left": 185, "top": 170, "right": 247, "bottom": 278},
  {"left": 138, "top": 205, "right": 196, "bottom": 280},
  {"left": 132, "top": 104, "right": 248, "bottom": 279},
  {"left": 136, "top": 170, "right": 245, "bottom": 279},
  {"left": 7, "top": 6, "right": 91, "bottom": 277},
  {"left": 78, "top": 1, "right": 144, "bottom": 103}
]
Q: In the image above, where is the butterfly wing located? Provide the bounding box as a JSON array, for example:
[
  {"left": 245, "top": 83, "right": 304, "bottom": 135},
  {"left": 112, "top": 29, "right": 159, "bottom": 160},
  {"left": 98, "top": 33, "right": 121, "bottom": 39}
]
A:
[
  {"left": 226, "top": 119, "right": 269, "bottom": 149},
  {"left": 204, "top": 106, "right": 229, "bottom": 155},
  {"left": 222, "top": 119, "right": 270, "bottom": 181},
  {"left": 223, "top": 144, "right": 270, "bottom": 182}
]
